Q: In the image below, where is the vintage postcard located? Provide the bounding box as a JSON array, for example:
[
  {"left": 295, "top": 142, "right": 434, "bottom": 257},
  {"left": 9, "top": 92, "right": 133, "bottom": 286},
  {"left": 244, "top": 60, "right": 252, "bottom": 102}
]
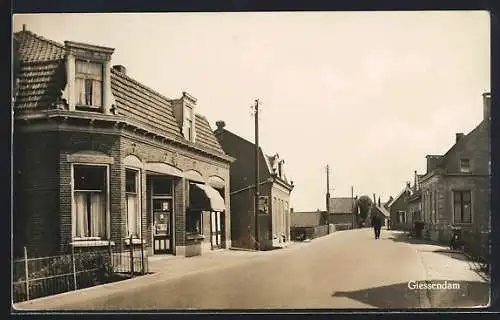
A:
[{"left": 11, "top": 11, "right": 490, "bottom": 311}]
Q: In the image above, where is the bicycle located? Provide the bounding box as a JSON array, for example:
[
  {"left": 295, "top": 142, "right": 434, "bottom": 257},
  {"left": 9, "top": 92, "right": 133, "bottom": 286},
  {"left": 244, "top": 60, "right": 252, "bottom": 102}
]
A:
[{"left": 449, "top": 225, "right": 464, "bottom": 251}]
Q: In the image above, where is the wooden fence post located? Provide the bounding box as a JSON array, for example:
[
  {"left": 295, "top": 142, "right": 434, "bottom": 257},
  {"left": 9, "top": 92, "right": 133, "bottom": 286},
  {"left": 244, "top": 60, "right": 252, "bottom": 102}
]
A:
[
  {"left": 24, "top": 247, "right": 29, "bottom": 301},
  {"left": 140, "top": 237, "right": 145, "bottom": 275},
  {"left": 108, "top": 238, "right": 113, "bottom": 271},
  {"left": 71, "top": 244, "right": 77, "bottom": 291},
  {"left": 129, "top": 235, "right": 134, "bottom": 277}
]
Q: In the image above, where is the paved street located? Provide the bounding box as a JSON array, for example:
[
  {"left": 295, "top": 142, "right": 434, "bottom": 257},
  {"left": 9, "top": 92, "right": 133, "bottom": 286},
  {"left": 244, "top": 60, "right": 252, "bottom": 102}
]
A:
[{"left": 14, "top": 228, "right": 489, "bottom": 310}]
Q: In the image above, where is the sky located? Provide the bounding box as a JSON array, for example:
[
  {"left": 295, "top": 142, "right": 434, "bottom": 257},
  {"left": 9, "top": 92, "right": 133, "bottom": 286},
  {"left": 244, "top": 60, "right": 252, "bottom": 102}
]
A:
[{"left": 13, "top": 11, "right": 490, "bottom": 211}]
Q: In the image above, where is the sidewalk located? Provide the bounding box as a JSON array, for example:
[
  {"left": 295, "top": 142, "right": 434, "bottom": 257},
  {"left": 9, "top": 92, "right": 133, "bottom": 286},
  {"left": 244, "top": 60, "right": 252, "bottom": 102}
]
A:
[
  {"left": 13, "top": 238, "right": 319, "bottom": 310},
  {"left": 387, "top": 230, "right": 490, "bottom": 308}
]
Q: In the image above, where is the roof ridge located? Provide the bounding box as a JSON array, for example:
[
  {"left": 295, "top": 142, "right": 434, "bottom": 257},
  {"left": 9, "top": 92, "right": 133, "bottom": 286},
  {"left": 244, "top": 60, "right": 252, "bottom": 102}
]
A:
[
  {"left": 14, "top": 30, "right": 65, "bottom": 50},
  {"left": 440, "top": 120, "right": 484, "bottom": 162},
  {"left": 221, "top": 128, "right": 259, "bottom": 149}
]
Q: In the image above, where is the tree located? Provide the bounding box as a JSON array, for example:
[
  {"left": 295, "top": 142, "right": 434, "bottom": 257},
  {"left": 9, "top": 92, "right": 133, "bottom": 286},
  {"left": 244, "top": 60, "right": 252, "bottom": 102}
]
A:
[{"left": 356, "top": 195, "right": 373, "bottom": 226}]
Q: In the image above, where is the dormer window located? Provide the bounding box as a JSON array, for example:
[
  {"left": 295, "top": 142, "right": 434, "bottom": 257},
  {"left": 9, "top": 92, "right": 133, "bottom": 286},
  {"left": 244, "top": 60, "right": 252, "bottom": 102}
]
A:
[
  {"left": 183, "top": 105, "right": 194, "bottom": 141},
  {"left": 459, "top": 159, "right": 471, "bottom": 173},
  {"left": 75, "top": 60, "right": 103, "bottom": 110}
]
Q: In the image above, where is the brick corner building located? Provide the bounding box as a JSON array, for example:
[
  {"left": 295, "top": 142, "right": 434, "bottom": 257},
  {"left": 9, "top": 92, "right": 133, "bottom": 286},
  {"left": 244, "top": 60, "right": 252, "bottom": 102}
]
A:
[{"left": 13, "top": 26, "right": 235, "bottom": 259}]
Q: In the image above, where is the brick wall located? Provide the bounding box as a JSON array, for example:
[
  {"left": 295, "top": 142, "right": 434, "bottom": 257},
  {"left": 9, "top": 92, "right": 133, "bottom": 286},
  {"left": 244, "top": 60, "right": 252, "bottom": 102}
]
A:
[
  {"left": 57, "top": 130, "right": 121, "bottom": 253},
  {"left": 13, "top": 131, "right": 60, "bottom": 258},
  {"left": 422, "top": 121, "right": 489, "bottom": 243},
  {"left": 120, "top": 134, "right": 230, "bottom": 255},
  {"left": 14, "top": 123, "right": 231, "bottom": 258},
  {"left": 174, "top": 178, "right": 186, "bottom": 249},
  {"left": 329, "top": 213, "right": 353, "bottom": 226},
  {"left": 230, "top": 188, "right": 255, "bottom": 249}
]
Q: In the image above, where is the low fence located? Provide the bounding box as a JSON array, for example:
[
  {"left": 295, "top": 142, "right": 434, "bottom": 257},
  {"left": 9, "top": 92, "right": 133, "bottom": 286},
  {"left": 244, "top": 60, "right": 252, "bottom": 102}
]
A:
[
  {"left": 462, "top": 229, "right": 489, "bottom": 268},
  {"left": 313, "top": 225, "right": 329, "bottom": 238},
  {"left": 291, "top": 225, "right": 329, "bottom": 241},
  {"left": 12, "top": 237, "right": 149, "bottom": 303},
  {"left": 334, "top": 224, "right": 352, "bottom": 231}
]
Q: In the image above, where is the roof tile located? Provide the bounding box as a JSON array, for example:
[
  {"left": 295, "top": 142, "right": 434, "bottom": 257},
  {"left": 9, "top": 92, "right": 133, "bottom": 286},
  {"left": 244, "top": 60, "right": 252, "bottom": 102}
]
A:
[
  {"left": 14, "top": 29, "right": 227, "bottom": 158},
  {"left": 194, "top": 115, "right": 224, "bottom": 153},
  {"left": 329, "top": 197, "right": 354, "bottom": 214}
]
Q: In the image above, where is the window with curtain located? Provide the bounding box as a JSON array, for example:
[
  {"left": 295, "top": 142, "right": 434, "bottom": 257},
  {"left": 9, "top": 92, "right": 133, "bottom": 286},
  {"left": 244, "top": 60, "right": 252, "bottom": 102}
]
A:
[
  {"left": 73, "top": 165, "right": 107, "bottom": 239},
  {"left": 75, "top": 60, "right": 103, "bottom": 109},
  {"left": 454, "top": 190, "right": 472, "bottom": 223},
  {"left": 126, "top": 169, "right": 141, "bottom": 238}
]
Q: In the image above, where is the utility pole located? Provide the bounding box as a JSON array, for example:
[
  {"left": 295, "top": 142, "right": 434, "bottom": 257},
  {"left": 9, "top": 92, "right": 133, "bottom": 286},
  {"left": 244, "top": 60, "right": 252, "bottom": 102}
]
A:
[
  {"left": 351, "top": 186, "right": 355, "bottom": 229},
  {"left": 326, "top": 165, "right": 330, "bottom": 214},
  {"left": 253, "top": 99, "right": 260, "bottom": 250}
]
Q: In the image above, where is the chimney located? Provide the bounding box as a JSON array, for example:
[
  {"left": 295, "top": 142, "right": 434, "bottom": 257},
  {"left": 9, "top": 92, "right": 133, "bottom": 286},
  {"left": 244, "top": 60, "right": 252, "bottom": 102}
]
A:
[
  {"left": 455, "top": 133, "right": 464, "bottom": 143},
  {"left": 378, "top": 197, "right": 381, "bottom": 207},
  {"left": 373, "top": 193, "right": 376, "bottom": 204},
  {"left": 414, "top": 170, "right": 418, "bottom": 191},
  {"left": 22, "top": 24, "right": 26, "bottom": 32},
  {"left": 215, "top": 120, "right": 226, "bottom": 130},
  {"left": 112, "top": 65, "right": 127, "bottom": 75},
  {"left": 426, "top": 155, "right": 442, "bottom": 173},
  {"left": 483, "top": 92, "right": 491, "bottom": 122}
]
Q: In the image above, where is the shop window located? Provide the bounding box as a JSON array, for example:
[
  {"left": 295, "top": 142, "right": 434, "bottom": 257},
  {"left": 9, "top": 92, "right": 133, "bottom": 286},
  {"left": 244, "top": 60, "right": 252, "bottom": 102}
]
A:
[
  {"left": 75, "top": 60, "right": 103, "bottom": 111},
  {"left": 186, "top": 210, "right": 202, "bottom": 235},
  {"left": 126, "top": 169, "right": 141, "bottom": 238},
  {"left": 73, "top": 165, "right": 107, "bottom": 239},
  {"left": 153, "top": 177, "right": 173, "bottom": 196}
]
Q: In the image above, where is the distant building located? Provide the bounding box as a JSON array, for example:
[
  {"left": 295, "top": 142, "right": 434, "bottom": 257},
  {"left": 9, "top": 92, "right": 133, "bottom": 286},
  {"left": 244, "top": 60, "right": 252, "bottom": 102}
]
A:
[
  {"left": 214, "top": 121, "right": 294, "bottom": 250},
  {"left": 387, "top": 183, "right": 413, "bottom": 231},
  {"left": 371, "top": 203, "right": 391, "bottom": 226},
  {"left": 328, "top": 197, "right": 355, "bottom": 229},
  {"left": 419, "top": 92, "right": 490, "bottom": 255},
  {"left": 290, "top": 210, "right": 328, "bottom": 240},
  {"left": 408, "top": 171, "right": 423, "bottom": 224}
]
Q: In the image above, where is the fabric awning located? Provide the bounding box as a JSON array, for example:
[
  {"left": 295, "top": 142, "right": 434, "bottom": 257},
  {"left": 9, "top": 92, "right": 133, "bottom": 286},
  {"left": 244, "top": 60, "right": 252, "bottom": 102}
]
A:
[
  {"left": 207, "top": 176, "right": 225, "bottom": 189},
  {"left": 190, "top": 183, "right": 226, "bottom": 212},
  {"left": 184, "top": 170, "right": 205, "bottom": 183},
  {"left": 145, "top": 162, "right": 183, "bottom": 177}
]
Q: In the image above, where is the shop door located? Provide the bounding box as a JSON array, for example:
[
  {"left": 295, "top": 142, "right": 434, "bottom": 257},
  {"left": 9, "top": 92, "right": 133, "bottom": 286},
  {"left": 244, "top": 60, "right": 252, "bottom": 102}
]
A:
[
  {"left": 153, "top": 198, "right": 173, "bottom": 254},
  {"left": 211, "top": 211, "right": 223, "bottom": 249}
]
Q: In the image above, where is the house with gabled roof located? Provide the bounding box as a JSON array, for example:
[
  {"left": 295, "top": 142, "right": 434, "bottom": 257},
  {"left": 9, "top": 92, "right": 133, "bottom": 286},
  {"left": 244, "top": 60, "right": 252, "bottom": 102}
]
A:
[
  {"left": 290, "top": 209, "right": 329, "bottom": 240},
  {"left": 387, "top": 182, "right": 413, "bottom": 231},
  {"left": 213, "top": 121, "right": 294, "bottom": 250},
  {"left": 13, "top": 25, "right": 235, "bottom": 259},
  {"left": 328, "top": 197, "right": 355, "bottom": 229},
  {"left": 419, "top": 92, "right": 490, "bottom": 254}
]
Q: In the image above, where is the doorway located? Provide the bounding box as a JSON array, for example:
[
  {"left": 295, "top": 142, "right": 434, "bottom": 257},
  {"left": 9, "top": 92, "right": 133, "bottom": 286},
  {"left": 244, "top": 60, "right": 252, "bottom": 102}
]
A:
[{"left": 150, "top": 176, "right": 174, "bottom": 254}]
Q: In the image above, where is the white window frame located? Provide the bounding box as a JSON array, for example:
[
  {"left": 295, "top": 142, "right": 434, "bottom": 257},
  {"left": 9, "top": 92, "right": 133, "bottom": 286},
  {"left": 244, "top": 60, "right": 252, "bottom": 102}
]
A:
[
  {"left": 71, "top": 163, "right": 110, "bottom": 241},
  {"left": 75, "top": 59, "right": 104, "bottom": 110},
  {"left": 183, "top": 105, "right": 194, "bottom": 141},
  {"left": 126, "top": 168, "right": 142, "bottom": 239},
  {"left": 459, "top": 159, "right": 471, "bottom": 173},
  {"left": 397, "top": 210, "right": 407, "bottom": 224}
]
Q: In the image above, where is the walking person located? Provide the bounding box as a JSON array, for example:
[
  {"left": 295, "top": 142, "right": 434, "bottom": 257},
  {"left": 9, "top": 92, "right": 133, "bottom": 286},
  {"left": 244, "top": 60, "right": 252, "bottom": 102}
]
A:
[{"left": 371, "top": 212, "right": 382, "bottom": 239}]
